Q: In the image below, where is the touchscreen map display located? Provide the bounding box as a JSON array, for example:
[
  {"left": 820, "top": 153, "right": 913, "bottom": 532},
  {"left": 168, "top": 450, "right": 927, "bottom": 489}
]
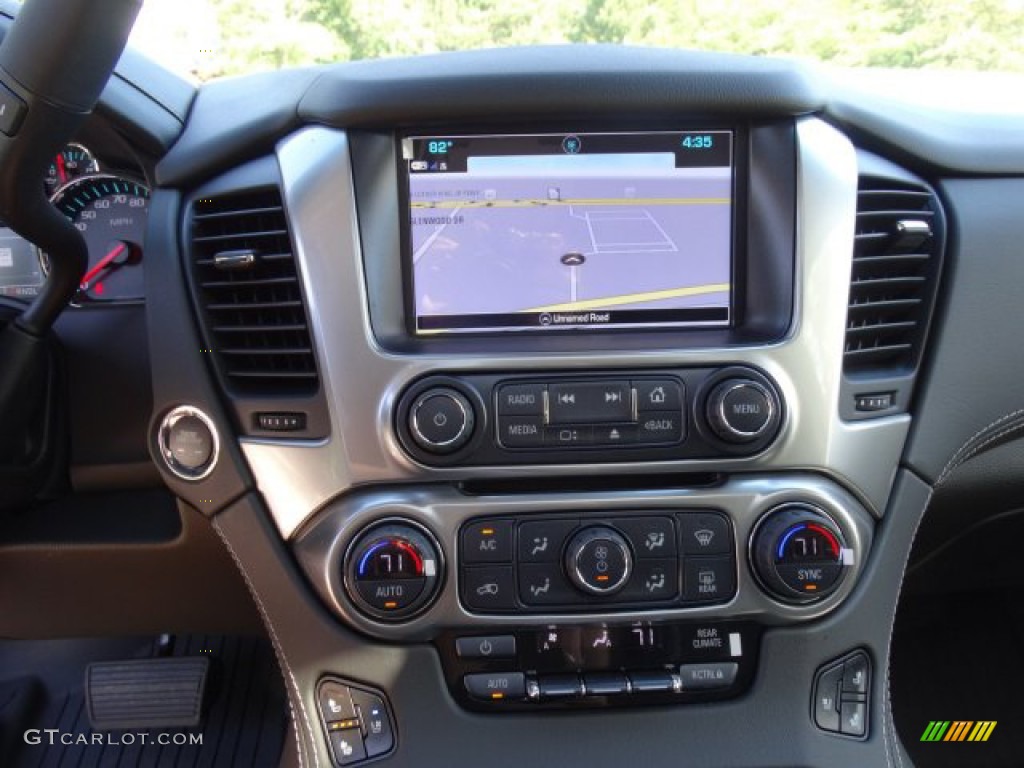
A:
[{"left": 405, "top": 131, "right": 733, "bottom": 334}]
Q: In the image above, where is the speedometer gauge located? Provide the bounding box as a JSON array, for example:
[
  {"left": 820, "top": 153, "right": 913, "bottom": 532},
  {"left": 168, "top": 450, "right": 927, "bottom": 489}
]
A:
[
  {"left": 44, "top": 143, "right": 100, "bottom": 197},
  {"left": 49, "top": 176, "right": 150, "bottom": 303}
]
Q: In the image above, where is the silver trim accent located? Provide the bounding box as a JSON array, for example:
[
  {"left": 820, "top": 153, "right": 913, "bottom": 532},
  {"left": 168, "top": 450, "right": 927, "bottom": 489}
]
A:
[
  {"left": 157, "top": 405, "right": 220, "bottom": 482},
  {"left": 247, "top": 118, "right": 909, "bottom": 540},
  {"left": 292, "top": 473, "right": 874, "bottom": 642},
  {"left": 409, "top": 389, "right": 472, "bottom": 450},
  {"left": 710, "top": 381, "right": 775, "bottom": 440},
  {"left": 567, "top": 527, "right": 633, "bottom": 595},
  {"left": 213, "top": 250, "right": 257, "bottom": 270}
]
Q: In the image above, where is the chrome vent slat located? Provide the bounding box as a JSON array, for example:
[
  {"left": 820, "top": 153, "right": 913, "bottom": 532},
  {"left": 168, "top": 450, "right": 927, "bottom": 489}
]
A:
[
  {"left": 189, "top": 189, "right": 319, "bottom": 394},
  {"left": 844, "top": 178, "right": 942, "bottom": 374}
]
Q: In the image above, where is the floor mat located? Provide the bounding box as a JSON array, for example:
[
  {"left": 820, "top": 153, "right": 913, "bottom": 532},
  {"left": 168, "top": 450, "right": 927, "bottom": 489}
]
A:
[
  {"left": 892, "top": 591, "right": 1024, "bottom": 768},
  {"left": 1, "top": 634, "right": 287, "bottom": 767}
]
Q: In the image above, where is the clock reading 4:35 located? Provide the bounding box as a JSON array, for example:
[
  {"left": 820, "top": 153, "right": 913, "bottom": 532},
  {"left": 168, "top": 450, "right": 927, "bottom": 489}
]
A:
[{"left": 680, "top": 135, "right": 715, "bottom": 149}]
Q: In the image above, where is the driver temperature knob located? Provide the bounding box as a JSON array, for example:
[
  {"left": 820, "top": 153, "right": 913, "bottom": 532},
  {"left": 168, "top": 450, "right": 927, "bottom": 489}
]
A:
[
  {"left": 564, "top": 526, "right": 632, "bottom": 596},
  {"left": 344, "top": 520, "right": 443, "bottom": 621},
  {"left": 750, "top": 505, "right": 848, "bottom": 603}
]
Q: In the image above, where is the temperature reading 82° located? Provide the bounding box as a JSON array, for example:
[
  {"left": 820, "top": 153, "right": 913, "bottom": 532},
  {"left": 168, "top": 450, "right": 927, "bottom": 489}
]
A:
[{"left": 428, "top": 140, "right": 454, "bottom": 154}]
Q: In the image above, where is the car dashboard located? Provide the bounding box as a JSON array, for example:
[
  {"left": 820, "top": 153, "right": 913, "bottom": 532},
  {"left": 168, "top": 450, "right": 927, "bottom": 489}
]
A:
[{"left": 2, "top": 8, "right": 1024, "bottom": 768}]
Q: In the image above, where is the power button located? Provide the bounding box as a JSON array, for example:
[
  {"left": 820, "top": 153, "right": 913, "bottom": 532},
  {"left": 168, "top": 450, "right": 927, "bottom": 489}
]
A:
[{"left": 409, "top": 388, "right": 475, "bottom": 454}]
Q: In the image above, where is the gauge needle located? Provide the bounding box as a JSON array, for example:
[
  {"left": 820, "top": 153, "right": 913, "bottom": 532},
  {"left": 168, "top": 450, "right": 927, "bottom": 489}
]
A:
[
  {"left": 56, "top": 153, "right": 68, "bottom": 185},
  {"left": 80, "top": 242, "right": 128, "bottom": 288}
]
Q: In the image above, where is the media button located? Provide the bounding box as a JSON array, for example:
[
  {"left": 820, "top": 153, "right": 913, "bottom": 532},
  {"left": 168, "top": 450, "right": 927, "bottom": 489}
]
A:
[{"left": 498, "top": 417, "right": 545, "bottom": 448}]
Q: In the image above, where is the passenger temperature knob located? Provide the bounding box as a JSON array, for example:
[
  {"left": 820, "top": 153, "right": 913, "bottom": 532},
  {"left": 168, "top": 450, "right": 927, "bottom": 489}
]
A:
[{"left": 750, "top": 505, "right": 848, "bottom": 603}]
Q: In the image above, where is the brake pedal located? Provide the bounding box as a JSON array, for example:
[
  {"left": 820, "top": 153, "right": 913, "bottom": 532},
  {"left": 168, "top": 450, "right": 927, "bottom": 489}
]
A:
[{"left": 86, "top": 657, "right": 210, "bottom": 730}]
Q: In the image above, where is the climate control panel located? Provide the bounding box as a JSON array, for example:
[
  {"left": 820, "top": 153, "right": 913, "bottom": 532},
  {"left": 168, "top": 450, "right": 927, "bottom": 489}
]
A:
[{"left": 459, "top": 511, "right": 736, "bottom": 614}]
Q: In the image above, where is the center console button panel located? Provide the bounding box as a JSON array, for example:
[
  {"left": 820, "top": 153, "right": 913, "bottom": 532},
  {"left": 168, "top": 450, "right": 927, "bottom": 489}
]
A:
[
  {"left": 438, "top": 621, "right": 760, "bottom": 711},
  {"left": 459, "top": 511, "right": 735, "bottom": 614},
  {"left": 395, "top": 367, "right": 782, "bottom": 467}
]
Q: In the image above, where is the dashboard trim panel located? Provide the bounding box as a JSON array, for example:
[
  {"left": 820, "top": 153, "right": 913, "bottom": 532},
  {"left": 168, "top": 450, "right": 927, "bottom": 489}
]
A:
[{"left": 242, "top": 119, "right": 909, "bottom": 541}]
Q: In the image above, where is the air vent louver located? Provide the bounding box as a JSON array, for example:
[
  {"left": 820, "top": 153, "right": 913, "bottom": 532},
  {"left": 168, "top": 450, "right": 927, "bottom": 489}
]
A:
[
  {"left": 190, "top": 190, "right": 318, "bottom": 395},
  {"left": 844, "top": 178, "right": 942, "bottom": 374}
]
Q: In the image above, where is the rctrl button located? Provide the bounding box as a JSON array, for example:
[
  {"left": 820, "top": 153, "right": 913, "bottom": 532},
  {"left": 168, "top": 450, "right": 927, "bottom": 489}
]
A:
[
  {"left": 548, "top": 381, "right": 632, "bottom": 424},
  {"left": 496, "top": 383, "right": 546, "bottom": 416},
  {"left": 464, "top": 672, "right": 526, "bottom": 701},
  {"left": 814, "top": 662, "right": 844, "bottom": 733},
  {"left": 634, "top": 380, "right": 683, "bottom": 412},
  {"left": 678, "top": 662, "right": 739, "bottom": 690},
  {"left": 462, "top": 520, "right": 513, "bottom": 563},
  {"left": 330, "top": 728, "right": 367, "bottom": 766},
  {"left": 350, "top": 688, "right": 395, "bottom": 758}
]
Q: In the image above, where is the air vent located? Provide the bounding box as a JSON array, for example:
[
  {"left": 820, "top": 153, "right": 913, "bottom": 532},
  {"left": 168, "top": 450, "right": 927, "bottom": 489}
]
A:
[
  {"left": 844, "top": 178, "right": 943, "bottom": 374},
  {"left": 189, "top": 190, "right": 318, "bottom": 395}
]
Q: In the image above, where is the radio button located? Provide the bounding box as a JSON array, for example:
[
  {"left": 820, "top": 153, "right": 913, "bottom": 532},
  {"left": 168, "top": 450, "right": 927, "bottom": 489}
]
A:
[
  {"left": 636, "top": 412, "right": 683, "bottom": 444},
  {"left": 635, "top": 380, "right": 683, "bottom": 412},
  {"left": 548, "top": 381, "right": 632, "bottom": 424},
  {"left": 498, "top": 417, "right": 545, "bottom": 448},
  {"left": 496, "top": 383, "right": 545, "bottom": 417}
]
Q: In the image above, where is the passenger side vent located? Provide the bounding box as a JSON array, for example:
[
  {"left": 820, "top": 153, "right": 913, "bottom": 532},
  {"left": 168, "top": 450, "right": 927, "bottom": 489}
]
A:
[
  {"left": 844, "top": 178, "right": 943, "bottom": 374},
  {"left": 189, "top": 190, "right": 319, "bottom": 395}
]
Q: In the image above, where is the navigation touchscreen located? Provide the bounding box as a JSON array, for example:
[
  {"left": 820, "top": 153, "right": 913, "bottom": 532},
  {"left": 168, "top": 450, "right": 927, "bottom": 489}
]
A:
[{"left": 404, "top": 131, "right": 734, "bottom": 334}]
